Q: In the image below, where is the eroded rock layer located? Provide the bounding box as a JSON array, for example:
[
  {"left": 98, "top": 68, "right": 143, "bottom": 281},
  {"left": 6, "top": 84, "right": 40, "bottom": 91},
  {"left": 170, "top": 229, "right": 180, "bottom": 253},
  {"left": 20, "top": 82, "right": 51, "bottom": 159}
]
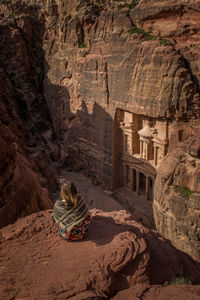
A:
[{"left": 154, "top": 130, "right": 200, "bottom": 262}]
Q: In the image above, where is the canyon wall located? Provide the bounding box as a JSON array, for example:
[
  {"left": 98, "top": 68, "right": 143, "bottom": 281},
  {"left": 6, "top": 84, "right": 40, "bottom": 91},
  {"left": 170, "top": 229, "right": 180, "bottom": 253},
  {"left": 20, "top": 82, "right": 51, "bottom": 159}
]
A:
[
  {"left": 0, "top": 2, "right": 57, "bottom": 227},
  {"left": 154, "top": 131, "right": 200, "bottom": 262},
  {"left": 43, "top": 0, "right": 200, "bottom": 186},
  {"left": 0, "top": 0, "right": 200, "bottom": 261}
]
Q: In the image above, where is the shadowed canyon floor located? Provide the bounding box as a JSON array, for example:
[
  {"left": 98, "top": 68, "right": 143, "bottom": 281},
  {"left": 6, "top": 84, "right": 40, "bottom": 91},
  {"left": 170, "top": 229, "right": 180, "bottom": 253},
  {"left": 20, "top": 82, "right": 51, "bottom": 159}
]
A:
[{"left": 0, "top": 175, "right": 200, "bottom": 300}]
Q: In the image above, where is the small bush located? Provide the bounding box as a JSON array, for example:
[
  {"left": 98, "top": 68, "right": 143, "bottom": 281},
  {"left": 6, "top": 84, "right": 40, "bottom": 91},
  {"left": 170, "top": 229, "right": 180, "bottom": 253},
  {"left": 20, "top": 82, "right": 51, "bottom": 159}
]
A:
[
  {"left": 129, "top": 26, "right": 172, "bottom": 46},
  {"left": 174, "top": 185, "right": 193, "bottom": 199},
  {"left": 170, "top": 277, "right": 192, "bottom": 285},
  {"left": 129, "top": 26, "right": 157, "bottom": 40},
  {"left": 129, "top": 26, "right": 146, "bottom": 35},
  {"left": 125, "top": 1, "right": 139, "bottom": 10},
  {"left": 78, "top": 43, "right": 86, "bottom": 48},
  {"left": 144, "top": 34, "right": 157, "bottom": 41},
  {"left": 73, "top": 15, "right": 79, "bottom": 22},
  {"left": 159, "top": 38, "right": 171, "bottom": 46}
]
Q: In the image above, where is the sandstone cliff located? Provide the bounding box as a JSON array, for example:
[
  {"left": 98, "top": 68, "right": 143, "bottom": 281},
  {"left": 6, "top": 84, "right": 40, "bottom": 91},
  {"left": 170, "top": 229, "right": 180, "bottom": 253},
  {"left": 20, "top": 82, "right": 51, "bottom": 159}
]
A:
[
  {"left": 0, "top": 1, "right": 58, "bottom": 227},
  {"left": 41, "top": 0, "right": 200, "bottom": 187},
  {"left": 0, "top": 0, "right": 200, "bottom": 262},
  {"left": 154, "top": 131, "right": 200, "bottom": 262}
]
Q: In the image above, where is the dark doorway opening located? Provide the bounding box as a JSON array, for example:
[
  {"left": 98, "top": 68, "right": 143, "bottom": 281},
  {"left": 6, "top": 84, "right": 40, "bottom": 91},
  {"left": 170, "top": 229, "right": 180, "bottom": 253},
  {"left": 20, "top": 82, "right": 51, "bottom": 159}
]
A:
[
  {"left": 132, "top": 169, "right": 136, "bottom": 191},
  {"left": 139, "top": 172, "right": 146, "bottom": 195}
]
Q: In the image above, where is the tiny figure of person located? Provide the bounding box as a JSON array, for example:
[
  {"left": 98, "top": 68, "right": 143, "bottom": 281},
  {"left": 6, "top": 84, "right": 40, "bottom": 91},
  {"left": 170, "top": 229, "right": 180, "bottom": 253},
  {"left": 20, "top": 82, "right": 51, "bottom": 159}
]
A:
[{"left": 53, "top": 180, "right": 92, "bottom": 241}]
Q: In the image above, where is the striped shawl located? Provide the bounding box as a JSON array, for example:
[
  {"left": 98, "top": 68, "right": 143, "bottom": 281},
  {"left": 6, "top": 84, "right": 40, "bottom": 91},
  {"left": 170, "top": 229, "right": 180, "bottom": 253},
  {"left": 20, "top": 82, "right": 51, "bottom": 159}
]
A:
[{"left": 53, "top": 196, "right": 89, "bottom": 233}]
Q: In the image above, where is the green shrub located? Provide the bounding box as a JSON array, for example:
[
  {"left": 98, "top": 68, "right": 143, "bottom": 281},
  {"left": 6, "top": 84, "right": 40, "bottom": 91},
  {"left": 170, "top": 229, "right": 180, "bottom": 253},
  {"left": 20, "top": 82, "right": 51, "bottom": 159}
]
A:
[
  {"left": 144, "top": 34, "right": 157, "bottom": 41},
  {"left": 159, "top": 38, "right": 171, "bottom": 46},
  {"left": 129, "top": 26, "right": 146, "bottom": 35},
  {"left": 125, "top": 1, "right": 139, "bottom": 10},
  {"left": 170, "top": 277, "right": 192, "bottom": 285},
  {"left": 78, "top": 43, "right": 86, "bottom": 48},
  {"left": 73, "top": 15, "right": 79, "bottom": 22},
  {"left": 129, "top": 26, "right": 157, "bottom": 40},
  {"left": 174, "top": 185, "right": 193, "bottom": 199},
  {"left": 129, "top": 26, "right": 172, "bottom": 46}
]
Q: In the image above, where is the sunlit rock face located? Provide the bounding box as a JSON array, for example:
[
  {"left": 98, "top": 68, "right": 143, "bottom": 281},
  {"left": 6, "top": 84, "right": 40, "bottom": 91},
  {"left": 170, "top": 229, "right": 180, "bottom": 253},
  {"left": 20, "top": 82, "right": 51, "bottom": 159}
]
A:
[
  {"left": 0, "top": 0, "right": 200, "bottom": 260},
  {"left": 42, "top": 0, "right": 200, "bottom": 187},
  {"left": 154, "top": 130, "right": 200, "bottom": 263}
]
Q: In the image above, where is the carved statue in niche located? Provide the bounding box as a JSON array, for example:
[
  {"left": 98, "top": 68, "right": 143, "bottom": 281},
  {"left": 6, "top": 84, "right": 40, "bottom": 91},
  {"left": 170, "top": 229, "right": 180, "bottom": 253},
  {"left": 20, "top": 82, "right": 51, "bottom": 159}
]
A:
[{"left": 138, "top": 123, "right": 154, "bottom": 161}]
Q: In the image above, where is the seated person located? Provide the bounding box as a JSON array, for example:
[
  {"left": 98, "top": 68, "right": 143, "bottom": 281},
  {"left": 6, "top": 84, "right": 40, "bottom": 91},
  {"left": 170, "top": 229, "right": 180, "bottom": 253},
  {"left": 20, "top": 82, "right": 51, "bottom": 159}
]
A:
[{"left": 53, "top": 180, "right": 91, "bottom": 241}]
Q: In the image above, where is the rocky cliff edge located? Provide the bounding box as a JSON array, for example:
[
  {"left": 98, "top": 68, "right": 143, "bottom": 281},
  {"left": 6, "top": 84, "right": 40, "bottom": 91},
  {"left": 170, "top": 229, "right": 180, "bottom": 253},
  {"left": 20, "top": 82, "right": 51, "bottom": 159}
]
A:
[{"left": 0, "top": 209, "right": 200, "bottom": 299}]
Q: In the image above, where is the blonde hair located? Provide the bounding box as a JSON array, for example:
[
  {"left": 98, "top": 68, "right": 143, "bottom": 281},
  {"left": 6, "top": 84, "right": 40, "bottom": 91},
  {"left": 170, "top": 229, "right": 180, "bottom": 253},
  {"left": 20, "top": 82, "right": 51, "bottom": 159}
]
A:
[{"left": 61, "top": 181, "right": 78, "bottom": 206}]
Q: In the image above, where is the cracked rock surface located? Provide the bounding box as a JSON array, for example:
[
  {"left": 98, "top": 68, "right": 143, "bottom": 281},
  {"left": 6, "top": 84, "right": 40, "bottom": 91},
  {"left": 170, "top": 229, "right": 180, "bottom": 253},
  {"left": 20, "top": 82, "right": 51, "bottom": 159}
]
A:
[{"left": 0, "top": 209, "right": 200, "bottom": 299}]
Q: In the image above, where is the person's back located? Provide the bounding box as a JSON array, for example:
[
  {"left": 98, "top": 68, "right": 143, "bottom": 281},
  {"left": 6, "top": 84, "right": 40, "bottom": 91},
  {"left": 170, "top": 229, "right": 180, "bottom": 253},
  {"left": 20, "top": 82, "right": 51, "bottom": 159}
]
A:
[{"left": 53, "top": 180, "right": 91, "bottom": 241}]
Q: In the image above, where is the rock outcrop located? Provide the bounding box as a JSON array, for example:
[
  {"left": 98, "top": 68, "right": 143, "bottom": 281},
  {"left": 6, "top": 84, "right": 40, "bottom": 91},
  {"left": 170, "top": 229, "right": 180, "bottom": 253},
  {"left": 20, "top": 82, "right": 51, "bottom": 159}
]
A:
[
  {"left": 154, "top": 131, "right": 200, "bottom": 262},
  {"left": 130, "top": 0, "right": 200, "bottom": 86},
  {"left": 0, "top": 209, "right": 200, "bottom": 299},
  {"left": 0, "top": 24, "right": 57, "bottom": 227},
  {"left": 0, "top": 126, "right": 53, "bottom": 228}
]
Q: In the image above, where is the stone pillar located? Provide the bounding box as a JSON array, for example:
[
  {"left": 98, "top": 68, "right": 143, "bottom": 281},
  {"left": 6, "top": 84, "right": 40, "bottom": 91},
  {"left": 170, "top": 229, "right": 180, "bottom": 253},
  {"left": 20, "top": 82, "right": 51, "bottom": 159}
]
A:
[
  {"left": 140, "top": 140, "right": 143, "bottom": 158},
  {"left": 145, "top": 176, "right": 149, "bottom": 200},
  {"left": 154, "top": 146, "right": 158, "bottom": 166},
  {"left": 143, "top": 142, "right": 146, "bottom": 159},
  {"left": 128, "top": 134, "right": 132, "bottom": 155},
  {"left": 136, "top": 170, "right": 140, "bottom": 194},
  {"left": 123, "top": 134, "right": 126, "bottom": 153},
  {"left": 145, "top": 143, "right": 148, "bottom": 160}
]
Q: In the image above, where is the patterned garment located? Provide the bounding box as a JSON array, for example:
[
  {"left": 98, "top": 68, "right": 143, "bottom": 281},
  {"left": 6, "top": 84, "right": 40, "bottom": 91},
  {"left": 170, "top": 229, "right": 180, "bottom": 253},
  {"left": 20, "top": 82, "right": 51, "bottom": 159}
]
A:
[
  {"left": 53, "top": 195, "right": 89, "bottom": 233},
  {"left": 59, "top": 215, "right": 92, "bottom": 241}
]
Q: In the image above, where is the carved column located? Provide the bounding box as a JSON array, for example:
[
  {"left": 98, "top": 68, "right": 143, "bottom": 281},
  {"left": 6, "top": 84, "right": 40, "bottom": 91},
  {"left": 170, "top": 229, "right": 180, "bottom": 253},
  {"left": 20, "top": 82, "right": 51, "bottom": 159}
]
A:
[
  {"left": 144, "top": 143, "right": 147, "bottom": 160},
  {"left": 143, "top": 142, "right": 146, "bottom": 159},
  {"left": 154, "top": 146, "right": 158, "bottom": 166},
  {"left": 123, "top": 134, "right": 126, "bottom": 153},
  {"left": 140, "top": 140, "right": 143, "bottom": 158},
  {"left": 136, "top": 170, "right": 140, "bottom": 194}
]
